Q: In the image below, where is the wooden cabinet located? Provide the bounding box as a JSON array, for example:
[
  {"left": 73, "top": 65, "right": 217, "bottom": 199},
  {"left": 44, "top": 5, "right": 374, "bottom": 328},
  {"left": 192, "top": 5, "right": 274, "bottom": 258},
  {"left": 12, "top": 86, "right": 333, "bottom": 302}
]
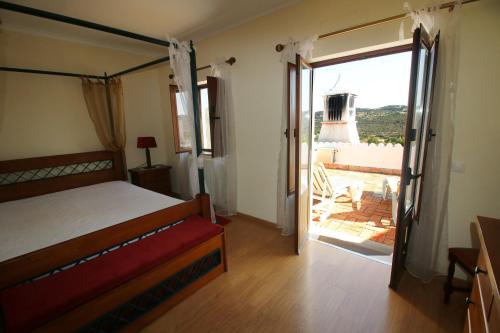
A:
[
  {"left": 128, "top": 165, "right": 172, "bottom": 196},
  {"left": 464, "top": 216, "right": 500, "bottom": 333}
]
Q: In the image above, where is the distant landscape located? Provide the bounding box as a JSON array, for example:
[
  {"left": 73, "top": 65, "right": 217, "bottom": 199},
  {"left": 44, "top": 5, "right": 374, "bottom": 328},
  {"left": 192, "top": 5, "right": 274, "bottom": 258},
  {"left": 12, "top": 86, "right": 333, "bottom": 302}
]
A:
[{"left": 314, "top": 105, "right": 407, "bottom": 145}]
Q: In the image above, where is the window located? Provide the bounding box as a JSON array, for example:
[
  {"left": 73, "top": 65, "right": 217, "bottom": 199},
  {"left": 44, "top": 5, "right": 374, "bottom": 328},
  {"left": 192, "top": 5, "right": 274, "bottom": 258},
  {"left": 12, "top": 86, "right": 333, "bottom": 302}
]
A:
[
  {"left": 169, "top": 82, "right": 215, "bottom": 155},
  {"left": 169, "top": 85, "right": 192, "bottom": 153}
]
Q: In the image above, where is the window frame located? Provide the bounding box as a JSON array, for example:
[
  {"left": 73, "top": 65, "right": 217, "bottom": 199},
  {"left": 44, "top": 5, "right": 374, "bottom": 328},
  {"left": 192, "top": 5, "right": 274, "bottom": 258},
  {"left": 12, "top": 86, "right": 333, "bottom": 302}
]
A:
[
  {"left": 169, "top": 83, "right": 213, "bottom": 155},
  {"left": 197, "top": 83, "right": 213, "bottom": 156}
]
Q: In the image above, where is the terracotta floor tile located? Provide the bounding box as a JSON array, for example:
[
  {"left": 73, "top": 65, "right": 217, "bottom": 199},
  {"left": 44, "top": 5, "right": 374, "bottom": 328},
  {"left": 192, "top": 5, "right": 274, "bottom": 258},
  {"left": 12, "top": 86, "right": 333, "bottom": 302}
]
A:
[{"left": 311, "top": 169, "right": 401, "bottom": 247}]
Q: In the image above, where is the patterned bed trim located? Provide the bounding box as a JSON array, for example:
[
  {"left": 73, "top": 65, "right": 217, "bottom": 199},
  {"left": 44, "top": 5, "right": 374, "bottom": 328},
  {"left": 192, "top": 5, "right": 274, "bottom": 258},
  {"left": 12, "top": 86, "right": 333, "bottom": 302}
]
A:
[
  {"left": 78, "top": 249, "right": 222, "bottom": 333},
  {"left": 0, "top": 160, "right": 113, "bottom": 186}
]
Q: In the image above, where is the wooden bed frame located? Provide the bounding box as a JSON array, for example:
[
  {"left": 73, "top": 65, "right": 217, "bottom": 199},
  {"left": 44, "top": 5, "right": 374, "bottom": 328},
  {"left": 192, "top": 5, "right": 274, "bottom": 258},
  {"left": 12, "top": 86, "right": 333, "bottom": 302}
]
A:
[{"left": 0, "top": 150, "right": 227, "bottom": 332}]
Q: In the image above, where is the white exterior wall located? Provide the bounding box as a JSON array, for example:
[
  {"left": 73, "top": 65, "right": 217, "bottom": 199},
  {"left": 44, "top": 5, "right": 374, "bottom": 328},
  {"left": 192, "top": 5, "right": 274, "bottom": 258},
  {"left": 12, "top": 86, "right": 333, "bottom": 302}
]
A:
[{"left": 315, "top": 142, "right": 403, "bottom": 170}]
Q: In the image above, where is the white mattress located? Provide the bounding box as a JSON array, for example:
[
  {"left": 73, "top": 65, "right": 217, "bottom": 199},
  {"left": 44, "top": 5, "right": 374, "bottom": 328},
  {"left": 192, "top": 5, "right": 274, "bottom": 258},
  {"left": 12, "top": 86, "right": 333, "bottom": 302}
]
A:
[{"left": 0, "top": 181, "right": 183, "bottom": 262}]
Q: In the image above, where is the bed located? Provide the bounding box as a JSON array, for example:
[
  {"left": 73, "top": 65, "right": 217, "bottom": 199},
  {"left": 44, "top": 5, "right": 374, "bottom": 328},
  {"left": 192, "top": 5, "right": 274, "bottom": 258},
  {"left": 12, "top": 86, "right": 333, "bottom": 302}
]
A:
[{"left": 0, "top": 150, "right": 227, "bottom": 332}]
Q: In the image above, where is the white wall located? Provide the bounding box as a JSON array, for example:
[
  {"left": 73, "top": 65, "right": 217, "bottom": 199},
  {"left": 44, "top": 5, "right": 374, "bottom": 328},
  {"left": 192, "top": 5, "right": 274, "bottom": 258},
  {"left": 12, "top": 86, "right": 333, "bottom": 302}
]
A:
[
  {"left": 0, "top": 29, "right": 175, "bottom": 173},
  {"left": 315, "top": 143, "right": 403, "bottom": 170},
  {"left": 192, "top": 0, "right": 500, "bottom": 253}
]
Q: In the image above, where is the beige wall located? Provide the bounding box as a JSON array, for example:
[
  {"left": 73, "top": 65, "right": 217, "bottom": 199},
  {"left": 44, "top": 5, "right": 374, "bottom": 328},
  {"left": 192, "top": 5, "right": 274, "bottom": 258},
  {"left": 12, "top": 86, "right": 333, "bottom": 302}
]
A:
[
  {"left": 1, "top": 0, "right": 499, "bottom": 254},
  {"left": 192, "top": 0, "right": 423, "bottom": 222},
  {"left": 0, "top": 29, "right": 175, "bottom": 173},
  {"left": 448, "top": 0, "right": 500, "bottom": 247},
  {"left": 193, "top": 0, "right": 500, "bottom": 251}
]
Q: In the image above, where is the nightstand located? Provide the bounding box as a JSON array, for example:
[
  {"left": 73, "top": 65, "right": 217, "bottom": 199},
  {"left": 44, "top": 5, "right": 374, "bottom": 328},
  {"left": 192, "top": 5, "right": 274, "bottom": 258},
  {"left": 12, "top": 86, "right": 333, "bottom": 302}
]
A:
[{"left": 128, "top": 165, "right": 172, "bottom": 196}]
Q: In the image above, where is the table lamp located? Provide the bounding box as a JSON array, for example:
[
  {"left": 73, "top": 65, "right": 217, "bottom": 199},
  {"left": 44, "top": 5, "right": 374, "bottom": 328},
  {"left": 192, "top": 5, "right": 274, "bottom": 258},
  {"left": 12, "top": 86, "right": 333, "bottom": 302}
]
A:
[{"left": 137, "top": 136, "right": 157, "bottom": 168}]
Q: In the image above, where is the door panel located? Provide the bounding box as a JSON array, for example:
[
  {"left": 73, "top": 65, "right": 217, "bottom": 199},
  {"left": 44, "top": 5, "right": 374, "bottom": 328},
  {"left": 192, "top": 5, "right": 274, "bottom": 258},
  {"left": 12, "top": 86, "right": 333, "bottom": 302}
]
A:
[
  {"left": 404, "top": 44, "right": 428, "bottom": 213},
  {"left": 414, "top": 33, "right": 440, "bottom": 219},
  {"left": 295, "top": 54, "right": 313, "bottom": 255},
  {"left": 390, "top": 25, "right": 439, "bottom": 288},
  {"left": 287, "top": 63, "right": 297, "bottom": 195}
]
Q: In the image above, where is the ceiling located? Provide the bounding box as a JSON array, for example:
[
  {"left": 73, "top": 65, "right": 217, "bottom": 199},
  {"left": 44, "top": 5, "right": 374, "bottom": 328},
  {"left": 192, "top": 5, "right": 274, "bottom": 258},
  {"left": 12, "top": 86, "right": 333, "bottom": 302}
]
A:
[{"left": 0, "top": 0, "right": 299, "bottom": 56}]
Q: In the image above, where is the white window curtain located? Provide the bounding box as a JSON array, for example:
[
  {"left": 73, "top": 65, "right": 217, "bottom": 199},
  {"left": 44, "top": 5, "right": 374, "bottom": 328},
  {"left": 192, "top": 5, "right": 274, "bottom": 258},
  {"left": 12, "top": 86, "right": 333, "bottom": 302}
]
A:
[
  {"left": 276, "top": 36, "right": 317, "bottom": 236},
  {"left": 402, "top": 1, "right": 463, "bottom": 281},
  {"left": 203, "top": 59, "right": 237, "bottom": 216},
  {"left": 168, "top": 39, "right": 200, "bottom": 199}
]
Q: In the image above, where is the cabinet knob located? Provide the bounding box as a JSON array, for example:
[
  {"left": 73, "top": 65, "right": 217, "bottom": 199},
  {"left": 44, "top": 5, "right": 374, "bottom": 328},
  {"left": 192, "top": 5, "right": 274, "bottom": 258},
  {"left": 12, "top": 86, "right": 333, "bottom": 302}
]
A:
[
  {"left": 465, "top": 297, "right": 474, "bottom": 306},
  {"left": 474, "top": 266, "right": 487, "bottom": 275}
]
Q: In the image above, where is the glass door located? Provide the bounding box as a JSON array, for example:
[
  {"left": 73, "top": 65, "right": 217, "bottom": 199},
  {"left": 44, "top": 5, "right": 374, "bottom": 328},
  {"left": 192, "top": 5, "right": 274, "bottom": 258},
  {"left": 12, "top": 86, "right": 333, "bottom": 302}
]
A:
[
  {"left": 295, "top": 54, "right": 313, "bottom": 254},
  {"left": 390, "top": 25, "right": 440, "bottom": 288}
]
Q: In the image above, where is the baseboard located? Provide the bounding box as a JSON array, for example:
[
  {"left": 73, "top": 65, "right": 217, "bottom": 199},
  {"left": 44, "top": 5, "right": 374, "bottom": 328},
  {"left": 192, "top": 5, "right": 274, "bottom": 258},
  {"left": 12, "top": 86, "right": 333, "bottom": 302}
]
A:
[{"left": 236, "top": 212, "right": 278, "bottom": 229}]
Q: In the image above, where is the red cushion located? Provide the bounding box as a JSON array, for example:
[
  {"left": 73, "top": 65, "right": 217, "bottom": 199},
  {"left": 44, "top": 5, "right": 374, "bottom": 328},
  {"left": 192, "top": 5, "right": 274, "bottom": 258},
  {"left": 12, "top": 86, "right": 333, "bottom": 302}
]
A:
[{"left": 0, "top": 215, "right": 222, "bottom": 333}]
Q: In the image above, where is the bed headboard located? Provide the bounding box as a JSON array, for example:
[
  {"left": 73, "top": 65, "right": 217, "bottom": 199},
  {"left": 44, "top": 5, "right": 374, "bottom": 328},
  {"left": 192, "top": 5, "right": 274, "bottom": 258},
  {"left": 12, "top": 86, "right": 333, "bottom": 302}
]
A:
[{"left": 0, "top": 150, "right": 125, "bottom": 203}]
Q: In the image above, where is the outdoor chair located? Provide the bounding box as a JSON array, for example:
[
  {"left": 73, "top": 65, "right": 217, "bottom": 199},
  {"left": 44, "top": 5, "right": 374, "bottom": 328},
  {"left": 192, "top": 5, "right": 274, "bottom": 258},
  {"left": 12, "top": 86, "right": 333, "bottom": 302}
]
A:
[{"left": 312, "top": 163, "right": 362, "bottom": 221}]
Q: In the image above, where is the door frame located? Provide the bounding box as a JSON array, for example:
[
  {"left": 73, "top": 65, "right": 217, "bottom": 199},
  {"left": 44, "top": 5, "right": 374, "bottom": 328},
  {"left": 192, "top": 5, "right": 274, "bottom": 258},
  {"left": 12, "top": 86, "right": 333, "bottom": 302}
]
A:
[
  {"left": 310, "top": 43, "right": 412, "bottom": 69},
  {"left": 293, "top": 43, "right": 413, "bottom": 256}
]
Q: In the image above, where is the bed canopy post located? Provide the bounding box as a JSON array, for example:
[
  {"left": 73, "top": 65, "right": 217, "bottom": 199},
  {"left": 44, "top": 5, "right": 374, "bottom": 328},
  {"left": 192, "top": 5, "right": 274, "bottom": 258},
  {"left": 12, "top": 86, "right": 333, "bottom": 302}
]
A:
[
  {"left": 103, "top": 73, "right": 115, "bottom": 142},
  {"left": 189, "top": 40, "right": 205, "bottom": 194}
]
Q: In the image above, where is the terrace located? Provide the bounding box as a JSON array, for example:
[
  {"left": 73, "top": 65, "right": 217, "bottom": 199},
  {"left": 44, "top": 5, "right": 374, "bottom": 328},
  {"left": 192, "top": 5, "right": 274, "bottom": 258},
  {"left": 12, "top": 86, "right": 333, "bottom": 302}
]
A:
[{"left": 310, "top": 145, "right": 402, "bottom": 263}]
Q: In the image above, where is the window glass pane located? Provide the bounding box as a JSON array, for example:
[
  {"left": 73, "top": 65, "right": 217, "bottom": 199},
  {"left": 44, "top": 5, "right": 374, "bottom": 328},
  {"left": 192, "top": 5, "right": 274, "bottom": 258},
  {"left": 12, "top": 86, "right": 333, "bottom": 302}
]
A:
[
  {"left": 413, "top": 41, "right": 436, "bottom": 215},
  {"left": 175, "top": 91, "right": 192, "bottom": 150},
  {"left": 405, "top": 45, "right": 428, "bottom": 212},
  {"left": 199, "top": 87, "right": 212, "bottom": 151},
  {"left": 288, "top": 64, "right": 296, "bottom": 194},
  {"left": 175, "top": 92, "right": 187, "bottom": 116}
]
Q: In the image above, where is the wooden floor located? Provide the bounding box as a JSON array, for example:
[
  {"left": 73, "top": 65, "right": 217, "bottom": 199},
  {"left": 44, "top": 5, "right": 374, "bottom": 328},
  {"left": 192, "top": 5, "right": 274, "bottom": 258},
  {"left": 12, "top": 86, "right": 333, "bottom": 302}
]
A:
[{"left": 143, "top": 215, "right": 466, "bottom": 333}]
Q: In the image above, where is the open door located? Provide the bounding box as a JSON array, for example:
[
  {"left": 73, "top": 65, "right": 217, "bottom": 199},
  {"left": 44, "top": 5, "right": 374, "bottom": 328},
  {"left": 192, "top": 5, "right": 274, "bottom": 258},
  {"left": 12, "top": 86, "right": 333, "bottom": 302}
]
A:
[
  {"left": 295, "top": 54, "right": 313, "bottom": 254},
  {"left": 287, "top": 63, "right": 297, "bottom": 196},
  {"left": 390, "top": 25, "right": 440, "bottom": 288}
]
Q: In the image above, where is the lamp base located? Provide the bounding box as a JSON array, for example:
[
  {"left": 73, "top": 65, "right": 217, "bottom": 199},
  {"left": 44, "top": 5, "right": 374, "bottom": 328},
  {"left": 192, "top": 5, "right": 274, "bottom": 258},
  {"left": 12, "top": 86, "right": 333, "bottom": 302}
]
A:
[{"left": 145, "top": 148, "right": 153, "bottom": 168}]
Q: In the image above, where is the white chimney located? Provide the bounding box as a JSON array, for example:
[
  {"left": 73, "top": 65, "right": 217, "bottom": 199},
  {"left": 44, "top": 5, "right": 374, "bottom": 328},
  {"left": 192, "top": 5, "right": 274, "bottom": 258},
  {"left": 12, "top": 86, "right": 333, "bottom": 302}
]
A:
[{"left": 318, "top": 87, "right": 360, "bottom": 144}]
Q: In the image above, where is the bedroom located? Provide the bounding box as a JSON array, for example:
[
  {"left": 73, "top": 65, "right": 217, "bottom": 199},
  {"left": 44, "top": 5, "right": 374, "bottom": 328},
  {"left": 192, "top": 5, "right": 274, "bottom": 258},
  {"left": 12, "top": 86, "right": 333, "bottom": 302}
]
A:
[{"left": 0, "top": 0, "right": 499, "bottom": 332}]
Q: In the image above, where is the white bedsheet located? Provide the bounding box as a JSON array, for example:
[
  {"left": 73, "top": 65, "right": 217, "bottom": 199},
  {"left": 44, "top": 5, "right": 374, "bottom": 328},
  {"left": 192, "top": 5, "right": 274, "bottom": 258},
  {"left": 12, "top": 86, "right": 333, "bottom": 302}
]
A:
[{"left": 0, "top": 181, "right": 183, "bottom": 262}]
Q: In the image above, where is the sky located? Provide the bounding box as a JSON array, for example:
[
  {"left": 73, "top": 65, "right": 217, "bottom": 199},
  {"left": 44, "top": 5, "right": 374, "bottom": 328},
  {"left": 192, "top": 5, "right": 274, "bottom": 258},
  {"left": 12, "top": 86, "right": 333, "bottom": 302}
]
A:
[{"left": 313, "top": 51, "right": 412, "bottom": 110}]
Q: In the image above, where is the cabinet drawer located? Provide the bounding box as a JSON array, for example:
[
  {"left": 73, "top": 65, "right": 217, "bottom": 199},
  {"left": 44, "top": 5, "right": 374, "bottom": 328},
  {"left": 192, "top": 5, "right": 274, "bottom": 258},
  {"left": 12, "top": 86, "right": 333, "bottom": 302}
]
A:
[
  {"left": 469, "top": 277, "right": 487, "bottom": 333},
  {"left": 140, "top": 171, "right": 169, "bottom": 184},
  {"left": 490, "top": 299, "right": 499, "bottom": 333},
  {"left": 476, "top": 250, "right": 493, "bottom": 316},
  {"left": 464, "top": 309, "right": 471, "bottom": 333}
]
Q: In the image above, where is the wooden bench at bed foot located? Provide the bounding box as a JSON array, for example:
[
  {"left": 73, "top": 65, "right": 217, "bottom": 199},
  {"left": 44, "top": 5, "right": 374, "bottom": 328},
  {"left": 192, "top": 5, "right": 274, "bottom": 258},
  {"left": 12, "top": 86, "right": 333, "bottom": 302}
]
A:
[{"left": 0, "top": 215, "right": 226, "bottom": 333}]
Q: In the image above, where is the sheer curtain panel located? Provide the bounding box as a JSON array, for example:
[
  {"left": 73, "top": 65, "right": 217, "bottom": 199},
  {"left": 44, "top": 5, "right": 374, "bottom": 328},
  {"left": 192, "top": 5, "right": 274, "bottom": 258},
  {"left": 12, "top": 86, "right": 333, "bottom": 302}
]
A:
[
  {"left": 402, "top": 1, "right": 463, "bottom": 281},
  {"left": 203, "top": 59, "right": 237, "bottom": 216},
  {"left": 168, "top": 39, "right": 200, "bottom": 199}
]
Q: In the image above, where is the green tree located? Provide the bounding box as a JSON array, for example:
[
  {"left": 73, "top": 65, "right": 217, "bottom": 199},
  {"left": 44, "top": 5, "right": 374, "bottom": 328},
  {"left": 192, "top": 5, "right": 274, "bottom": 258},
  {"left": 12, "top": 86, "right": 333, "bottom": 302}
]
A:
[{"left": 367, "top": 135, "right": 381, "bottom": 144}]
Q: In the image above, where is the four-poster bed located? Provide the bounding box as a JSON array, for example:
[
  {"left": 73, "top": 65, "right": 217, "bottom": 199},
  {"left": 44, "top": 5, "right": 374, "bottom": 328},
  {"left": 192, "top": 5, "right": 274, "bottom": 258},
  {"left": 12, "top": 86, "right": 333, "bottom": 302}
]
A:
[{"left": 0, "top": 1, "right": 227, "bottom": 332}]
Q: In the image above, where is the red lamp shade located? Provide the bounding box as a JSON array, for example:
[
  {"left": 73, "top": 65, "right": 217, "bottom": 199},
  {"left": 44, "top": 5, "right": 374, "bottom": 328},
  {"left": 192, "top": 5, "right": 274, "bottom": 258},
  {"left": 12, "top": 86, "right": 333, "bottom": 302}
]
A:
[{"left": 137, "top": 136, "right": 157, "bottom": 149}]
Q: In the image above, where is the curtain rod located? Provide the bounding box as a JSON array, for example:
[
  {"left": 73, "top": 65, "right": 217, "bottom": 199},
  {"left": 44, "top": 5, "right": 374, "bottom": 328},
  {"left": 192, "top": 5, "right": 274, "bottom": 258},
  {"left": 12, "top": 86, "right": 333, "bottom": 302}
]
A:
[
  {"left": 168, "top": 57, "right": 236, "bottom": 79},
  {"left": 274, "top": 0, "right": 479, "bottom": 52},
  {"left": 0, "top": 54, "right": 171, "bottom": 80},
  {"left": 0, "top": 66, "right": 104, "bottom": 79},
  {"left": 0, "top": 0, "right": 173, "bottom": 48},
  {"left": 109, "top": 56, "right": 170, "bottom": 78}
]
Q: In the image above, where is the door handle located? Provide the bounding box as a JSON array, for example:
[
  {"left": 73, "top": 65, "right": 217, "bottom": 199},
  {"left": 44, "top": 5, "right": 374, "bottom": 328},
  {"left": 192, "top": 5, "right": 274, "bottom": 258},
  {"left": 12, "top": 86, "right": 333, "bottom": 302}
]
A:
[
  {"left": 474, "top": 266, "right": 487, "bottom": 275},
  {"left": 405, "top": 168, "right": 422, "bottom": 185},
  {"left": 428, "top": 129, "right": 436, "bottom": 142}
]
